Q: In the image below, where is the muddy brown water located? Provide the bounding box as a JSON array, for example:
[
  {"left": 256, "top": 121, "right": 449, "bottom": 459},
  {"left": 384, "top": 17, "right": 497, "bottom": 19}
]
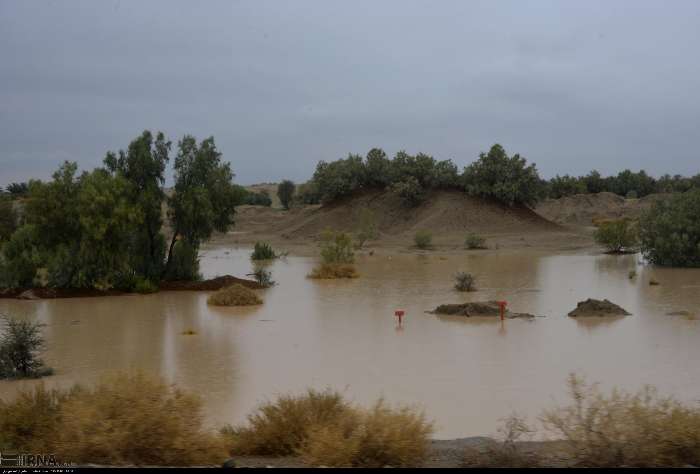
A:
[{"left": 1, "top": 247, "right": 699, "bottom": 439}]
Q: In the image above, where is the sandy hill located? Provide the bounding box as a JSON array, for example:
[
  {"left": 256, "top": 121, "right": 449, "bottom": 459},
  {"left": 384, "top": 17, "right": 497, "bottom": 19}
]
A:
[
  {"left": 234, "top": 189, "right": 561, "bottom": 244},
  {"left": 535, "top": 192, "right": 669, "bottom": 227}
]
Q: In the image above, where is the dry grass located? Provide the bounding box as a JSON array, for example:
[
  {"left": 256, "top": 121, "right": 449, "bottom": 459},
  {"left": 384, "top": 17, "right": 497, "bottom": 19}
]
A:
[
  {"left": 0, "top": 373, "right": 227, "bottom": 466},
  {"left": 462, "top": 414, "right": 541, "bottom": 468},
  {"left": 207, "top": 284, "right": 262, "bottom": 306},
  {"left": 541, "top": 374, "right": 700, "bottom": 467},
  {"left": 308, "top": 263, "right": 359, "bottom": 279},
  {"left": 223, "top": 390, "right": 433, "bottom": 467}
]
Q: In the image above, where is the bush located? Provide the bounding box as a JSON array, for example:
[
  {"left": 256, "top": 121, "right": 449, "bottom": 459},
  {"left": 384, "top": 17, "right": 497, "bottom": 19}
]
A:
[
  {"left": 463, "top": 144, "right": 543, "bottom": 207},
  {"left": 594, "top": 219, "right": 638, "bottom": 253},
  {"left": 251, "top": 242, "right": 277, "bottom": 261},
  {"left": 390, "top": 176, "right": 426, "bottom": 207},
  {"left": 277, "top": 180, "right": 296, "bottom": 210},
  {"left": 207, "top": 284, "right": 262, "bottom": 306},
  {"left": 462, "top": 415, "right": 541, "bottom": 468},
  {"left": 133, "top": 277, "right": 158, "bottom": 294},
  {"left": 244, "top": 190, "right": 272, "bottom": 207},
  {"left": 0, "top": 373, "right": 227, "bottom": 465},
  {"left": 308, "top": 263, "right": 359, "bottom": 279},
  {"left": 454, "top": 272, "right": 476, "bottom": 292},
  {"left": 294, "top": 181, "right": 321, "bottom": 205},
  {"left": 465, "top": 233, "right": 486, "bottom": 249},
  {"left": 250, "top": 266, "right": 275, "bottom": 288},
  {"left": 541, "top": 374, "right": 700, "bottom": 467},
  {"left": 414, "top": 230, "right": 432, "bottom": 249},
  {"left": 163, "top": 240, "right": 201, "bottom": 281},
  {"left": 355, "top": 208, "right": 379, "bottom": 248},
  {"left": 223, "top": 389, "right": 433, "bottom": 467},
  {"left": 639, "top": 189, "right": 700, "bottom": 267},
  {"left": 0, "top": 198, "right": 17, "bottom": 243},
  {"left": 0, "top": 316, "right": 53, "bottom": 379},
  {"left": 319, "top": 230, "right": 354, "bottom": 265},
  {"left": 0, "top": 225, "right": 41, "bottom": 288}
]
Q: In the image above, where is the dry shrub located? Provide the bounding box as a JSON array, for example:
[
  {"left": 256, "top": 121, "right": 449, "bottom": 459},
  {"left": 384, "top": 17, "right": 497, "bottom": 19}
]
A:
[
  {"left": 224, "top": 390, "right": 433, "bottom": 467},
  {"left": 207, "top": 284, "right": 262, "bottom": 306},
  {"left": 0, "top": 373, "right": 227, "bottom": 466},
  {"left": 462, "top": 414, "right": 541, "bottom": 468},
  {"left": 308, "top": 263, "right": 359, "bottom": 279},
  {"left": 541, "top": 374, "right": 700, "bottom": 467}
]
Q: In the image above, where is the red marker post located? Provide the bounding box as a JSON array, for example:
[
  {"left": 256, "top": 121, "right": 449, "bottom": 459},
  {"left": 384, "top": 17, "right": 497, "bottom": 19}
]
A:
[
  {"left": 394, "top": 309, "right": 405, "bottom": 326},
  {"left": 497, "top": 301, "right": 507, "bottom": 321}
]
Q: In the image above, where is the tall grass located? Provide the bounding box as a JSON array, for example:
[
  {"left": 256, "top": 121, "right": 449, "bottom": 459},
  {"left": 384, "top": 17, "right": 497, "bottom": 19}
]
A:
[
  {"left": 251, "top": 242, "right": 277, "bottom": 261},
  {"left": 0, "top": 373, "right": 227, "bottom": 466},
  {"left": 541, "top": 374, "right": 700, "bottom": 467},
  {"left": 223, "top": 389, "right": 433, "bottom": 467}
]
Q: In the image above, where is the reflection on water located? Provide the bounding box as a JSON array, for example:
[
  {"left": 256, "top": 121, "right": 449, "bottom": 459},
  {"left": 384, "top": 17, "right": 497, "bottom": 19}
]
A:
[{"left": 1, "top": 248, "right": 699, "bottom": 438}]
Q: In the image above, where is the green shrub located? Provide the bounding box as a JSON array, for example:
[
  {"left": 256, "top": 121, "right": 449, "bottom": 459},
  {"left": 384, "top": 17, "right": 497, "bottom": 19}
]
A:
[
  {"left": 454, "top": 272, "right": 476, "bottom": 291},
  {"left": 0, "top": 316, "right": 53, "bottom": 379},
  {"left": 223, "top": 389, "right": 433, "bottom": 467},
  {"left": 251, "top": 266, "right": 275, "bottom": 287},
  {"left": 355, "top": 209, "right": 379, "bottom": 248},
  {"left": 244, "top": 190, "right": 272, "bottom": 206},
  {"left": 541, "top": 374, "right": 700, "bottom": 467},
  {"left": 133, "top": 277, "right": 158, "bottom": 294},
  {"left": 0, "top": 225, "right": 41, "bottom": 288},
  {"left": 414, "top": 230, "right": 432, "bottom": 249},
  {"left": 594, "top": 219, "right": 638, "bottom": 253},
  {"left": 251, "top": 242, "right": 277, "bottom": 261},
  {"left": 465, "top": 233, "right": 487, "bottom": 249},
  {"left": 277, "top": 180, "right": 296, "bottom": 210},
  {"left": 294, "top": 181, "right": 321, "bottom": 205},
  {"left": 163, "top": 240, "right": 201, "bottom": 281},
  {"left": 319, "top": 230, "right": 354, "bottom": 265},
  {"left": 391, "top": 177, "right": 426, "bottom": 207},
  {"left": 0, "top": 198, "right": 17, "bottom": 243},
  {"left": 463, "top": 144, "right": 543, "bottom": 207},
  {"left": 639, "top": 189, "right": 700, "bottom": 267}
]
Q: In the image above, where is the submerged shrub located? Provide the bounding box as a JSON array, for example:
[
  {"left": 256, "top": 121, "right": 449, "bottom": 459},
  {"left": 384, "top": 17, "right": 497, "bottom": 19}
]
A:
[
  {"left": 163, "top": 240, "right": 201, "bottom": 281},
  {"left": 0, "top": 316, "right": 53, "bottom": 379},
  {"left": 639, "top": 189, "right": 700, "bottom": 267},
  {"left": 250, "top": 266, "right": 275, "bottom": 288},
  {"left": 0, "top": 373, "right": 227, "bottom": 465},
  {"left": 207, "top": 284, "right": 262, "bottom": 306},
  {"left": 465, "top": 233, "right": 487, "bottom": 250},
  {"left": 251, "top": 242, "right": 277, "bottom": 261},
  {"left": 541, "top": 374, "right": 700, "bottom": 467},
  {"left": 594, "top": 219, "right": 637, "bottom": 253},
  {"left": 414, "top": 230, "right": 432, "bottom": 249},
  {"left": 308, "top": 263, "right": 359, "bottom": 279},
  {"left": 319, "top": 230, "right": 354, "bottom": 265},
  {"left": 454, "top": 272, "right": 476, "bottom": 292},
  {"left": 223, "top": 389, "right": 433, "bottom": 467}
]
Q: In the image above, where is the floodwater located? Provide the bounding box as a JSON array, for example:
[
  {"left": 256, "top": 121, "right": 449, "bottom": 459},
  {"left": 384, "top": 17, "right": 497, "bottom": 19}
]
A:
[{"left": 1, "top": 247, "right": 700, "bottom": 438}]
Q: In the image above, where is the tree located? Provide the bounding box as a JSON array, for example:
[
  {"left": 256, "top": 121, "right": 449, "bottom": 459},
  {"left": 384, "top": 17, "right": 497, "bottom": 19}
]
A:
[
  {"left": 0, "top": 198, "right": 17, "bottom": 242},
  {"left": 312, "top": 155, "right": 366, "bottom": 203},
  {"left": 364, "top": 148, "right": 392, "bottom": 188},
  {"left": 277, "top": 180, "right": 296, "bottom": 210},
  {"left": 5, "top": 183, "right": 28, "bottom": 198},
  {"left": 548, "top": 175, "right": 586, "bottom": 199},
  {"left": 594, "top": 219, "right": 638, "bottom": 253},
  {"left": 164, "top": 135, "right": 242, "bottom": 278},
  {"left": 462, "top": 144, "right": 543, "bottom": 207},
  {"left": 104, "top": 130, "right": 171, "bottom": 281},
  {"left": 0, "top": 316, "right": 52, "bottom": 379},
  {"left": 639, "top": 189, "right": 700, "bottom": 267},
  {"left": 583, "top": 170, "right": 606, "bottom": 194}
]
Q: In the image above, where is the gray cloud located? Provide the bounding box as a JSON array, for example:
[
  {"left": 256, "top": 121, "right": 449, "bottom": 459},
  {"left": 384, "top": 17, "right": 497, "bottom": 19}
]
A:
[{"left": 2, "top": 0, "right": 699, "bottom": 186}]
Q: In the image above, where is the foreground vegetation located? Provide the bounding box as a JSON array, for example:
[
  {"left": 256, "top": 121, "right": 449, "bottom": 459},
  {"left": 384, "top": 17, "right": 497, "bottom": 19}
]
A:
[
  {"left": 309, "top": 230, "right": 358, "bottom": 279},
  {"left": 0, "top": 130, "right": 244, "bottom": 291},
  {"left": 0, "top": 316, "right": 52, "bottom": 379}
]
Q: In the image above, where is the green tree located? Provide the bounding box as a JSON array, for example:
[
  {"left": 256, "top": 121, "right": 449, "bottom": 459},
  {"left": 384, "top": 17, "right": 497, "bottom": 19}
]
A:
[
  {"left": 594, "top": 219, "right": 638, "bottom": 253},
  {"left": 164, "top": 135, "right": 242, "bottom": 278},
  {"left": 104, "top": 130, "right": 171, "bottom": 281},
  {"left": 277, "top": 180, "right": 296, "bottom": 210},
  {"left": 364, "top": 148, "right": 392, "bottom": 188},
  {"left": 312, "top": 155, "right": 366, "bottom": 203},
  {"left": 639, "top": 189, "right": 700, "bottom": 267},
  {"left": 548, "top": 175, "right": 586, "bottom": 199},
  {"left": 390, "top": 176, "right": 426, "bottom": 207},
  {"left": 0, "top": 198, "right": 17, "bottom": 243},
  {"left": 462, "top": 144, "right": 543, "bottom": 207}
]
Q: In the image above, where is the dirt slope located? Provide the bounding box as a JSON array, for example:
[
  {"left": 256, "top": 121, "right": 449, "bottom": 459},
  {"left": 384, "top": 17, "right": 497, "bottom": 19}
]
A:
[{"left": 535, "top": 192, "right": 668, "bottom": 227}]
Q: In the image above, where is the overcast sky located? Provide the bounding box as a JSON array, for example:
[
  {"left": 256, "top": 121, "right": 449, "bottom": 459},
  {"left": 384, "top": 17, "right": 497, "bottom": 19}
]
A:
[{"left": 1, "top": 0, "right": 699, "bottom": 186}]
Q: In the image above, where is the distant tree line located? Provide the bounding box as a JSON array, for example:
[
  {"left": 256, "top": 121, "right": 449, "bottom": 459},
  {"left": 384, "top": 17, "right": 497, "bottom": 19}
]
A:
[{"left": 0, "top": 131, "right": 244, "bottom": 290}]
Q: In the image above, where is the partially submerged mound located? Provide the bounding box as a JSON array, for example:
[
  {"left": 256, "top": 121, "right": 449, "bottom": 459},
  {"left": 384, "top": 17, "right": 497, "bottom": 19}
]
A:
[
  {"left": 308, "top": 263, "right": 359, "bottom": 279},
  {"left": 432, "top": 301, "right": 536, "bottom": 319},
  {"left": 567, "top": 298, "right": 630, "bottom": 317},
  {"left": 207, "top": 284, "right": 262, "bottom": 306},
  {"left": 161, "top": 275, "right": 263, "bottom": 291}
]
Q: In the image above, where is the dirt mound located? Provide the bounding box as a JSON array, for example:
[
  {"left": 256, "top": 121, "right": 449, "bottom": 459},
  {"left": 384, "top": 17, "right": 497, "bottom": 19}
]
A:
[
  {"left": 535, "top": 192, "right": 669, "bottom": 227},
  {"left": 567, "top": 298, "right": 631, "bottom": 317},
  {"left": 160, "top": 275, "right": 263, "bottom": 291},
  {"left": 207, "top": 284, "right": 263, "bottom": 306},
  {"left": 431, "top": 301, "right": 536, "bottom": 319},
  {"left": 276, "top": 189, "right": 559, "bottom": 240}
]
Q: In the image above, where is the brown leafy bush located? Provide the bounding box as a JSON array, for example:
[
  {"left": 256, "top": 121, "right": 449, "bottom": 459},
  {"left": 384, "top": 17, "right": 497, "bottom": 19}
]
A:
[
  {"left": 207, "top": 284, "right": 262, "bottom": 306},
  {"left": 308, "top": 263, "right": 359, "bottom": 279},
  {"left": 0, "top": 373, "right": 227, "bottom": 466},
  {"left": 541, "top": 374, "right": 700, "bottom": 467},
  {"left": 224, "top": 390, "right": 433, "bottom": 467}
]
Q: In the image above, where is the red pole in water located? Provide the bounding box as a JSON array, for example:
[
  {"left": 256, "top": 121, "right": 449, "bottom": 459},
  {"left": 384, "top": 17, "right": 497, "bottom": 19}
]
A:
[
  {"left": 497, "top": 301, "right": 507, "bottom": 321},
  {"left": 394, "top": 310, "right": 405, "bottom": 325}
]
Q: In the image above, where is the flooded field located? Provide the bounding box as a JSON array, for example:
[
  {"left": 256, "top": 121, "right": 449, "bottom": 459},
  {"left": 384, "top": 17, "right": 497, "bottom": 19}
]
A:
[{"left": 1, "top": 247, "right": 699, "bottom": 439}]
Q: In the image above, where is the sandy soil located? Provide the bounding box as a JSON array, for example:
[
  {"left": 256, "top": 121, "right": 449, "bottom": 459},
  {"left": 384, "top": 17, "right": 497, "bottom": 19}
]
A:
[{"left": 214, "top": 189, "right": 599, "bottom": 256}]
